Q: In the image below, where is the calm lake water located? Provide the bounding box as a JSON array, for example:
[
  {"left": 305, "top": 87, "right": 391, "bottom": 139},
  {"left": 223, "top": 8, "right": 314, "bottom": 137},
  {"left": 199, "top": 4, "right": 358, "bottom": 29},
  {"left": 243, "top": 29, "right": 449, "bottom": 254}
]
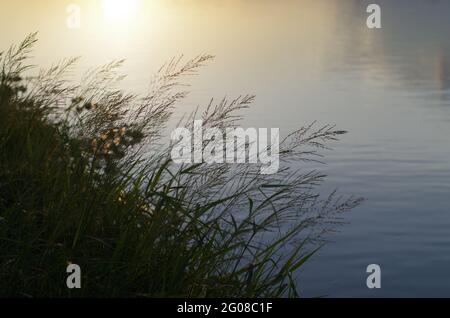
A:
[{"left": 2, "top": 0, "right": 450, "bottom": 297}]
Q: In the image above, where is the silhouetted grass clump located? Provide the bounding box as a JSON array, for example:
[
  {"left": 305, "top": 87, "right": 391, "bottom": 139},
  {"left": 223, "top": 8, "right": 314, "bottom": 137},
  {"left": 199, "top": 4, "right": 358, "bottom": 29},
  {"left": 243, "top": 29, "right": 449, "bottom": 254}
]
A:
[{"left": 0, "top": 33, "right": 361, "bottom": 297}]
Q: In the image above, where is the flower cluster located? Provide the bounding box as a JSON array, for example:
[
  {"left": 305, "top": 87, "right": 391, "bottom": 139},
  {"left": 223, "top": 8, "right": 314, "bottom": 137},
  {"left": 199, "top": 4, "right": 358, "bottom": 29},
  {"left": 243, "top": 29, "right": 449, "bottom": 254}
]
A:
[{"left": 91, "top": 127, "right": 127, "bottom": 156}]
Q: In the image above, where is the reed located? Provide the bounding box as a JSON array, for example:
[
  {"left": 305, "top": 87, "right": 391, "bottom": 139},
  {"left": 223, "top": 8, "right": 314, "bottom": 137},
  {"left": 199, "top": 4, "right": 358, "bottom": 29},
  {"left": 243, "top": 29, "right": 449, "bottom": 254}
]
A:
[{"left": 0, "top": 33, "right": 361, "bottom": 297}]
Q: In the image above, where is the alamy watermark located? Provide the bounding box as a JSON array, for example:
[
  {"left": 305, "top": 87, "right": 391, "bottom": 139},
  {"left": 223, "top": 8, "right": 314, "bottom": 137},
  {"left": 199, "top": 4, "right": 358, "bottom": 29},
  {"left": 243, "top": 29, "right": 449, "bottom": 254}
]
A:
[
  {"left": 367, "top": 4, "right": 382, "bottom": 29},
  {"left": 66, "top": 3, "right": 381, "bottom": 30},
  {"left": 366, "top": 264, "right": 381, "bottom": 289},
  {"left": 171, "top": 120, "right": 280, "bottom": 175},
  {"left": 66, "top": 263, "right": 81, "bottom": 289},
  {"left": 66, "top": 4, "right": 81, "bottom": 29}
]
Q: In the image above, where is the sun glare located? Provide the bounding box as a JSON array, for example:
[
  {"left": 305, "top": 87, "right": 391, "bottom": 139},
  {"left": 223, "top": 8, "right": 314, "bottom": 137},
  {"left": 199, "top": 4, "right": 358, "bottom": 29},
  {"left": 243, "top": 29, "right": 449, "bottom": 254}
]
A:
[{"left": 101, "top": 0, "right": 141, "bottom": 23}]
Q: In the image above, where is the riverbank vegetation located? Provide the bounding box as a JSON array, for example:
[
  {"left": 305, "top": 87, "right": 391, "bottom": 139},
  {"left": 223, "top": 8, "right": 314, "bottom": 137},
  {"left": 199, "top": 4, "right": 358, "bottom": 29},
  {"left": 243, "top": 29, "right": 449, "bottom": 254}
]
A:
[{"left": 0, "top": 33, "right": 361, "bottom": 297}]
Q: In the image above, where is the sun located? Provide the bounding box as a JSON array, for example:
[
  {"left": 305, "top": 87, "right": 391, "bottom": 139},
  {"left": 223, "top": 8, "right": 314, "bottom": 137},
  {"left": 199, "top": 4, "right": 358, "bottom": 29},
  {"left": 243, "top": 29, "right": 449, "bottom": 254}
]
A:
[{"left": 101, "top": 0, "right": 141, "bottom": 23}]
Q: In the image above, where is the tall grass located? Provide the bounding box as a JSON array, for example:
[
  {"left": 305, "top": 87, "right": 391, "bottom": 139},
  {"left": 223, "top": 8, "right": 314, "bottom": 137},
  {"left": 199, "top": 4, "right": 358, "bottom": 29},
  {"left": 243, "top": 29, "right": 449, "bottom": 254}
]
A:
[{"left": 0, "top": 33, "right": 361, "bottom": 297}]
